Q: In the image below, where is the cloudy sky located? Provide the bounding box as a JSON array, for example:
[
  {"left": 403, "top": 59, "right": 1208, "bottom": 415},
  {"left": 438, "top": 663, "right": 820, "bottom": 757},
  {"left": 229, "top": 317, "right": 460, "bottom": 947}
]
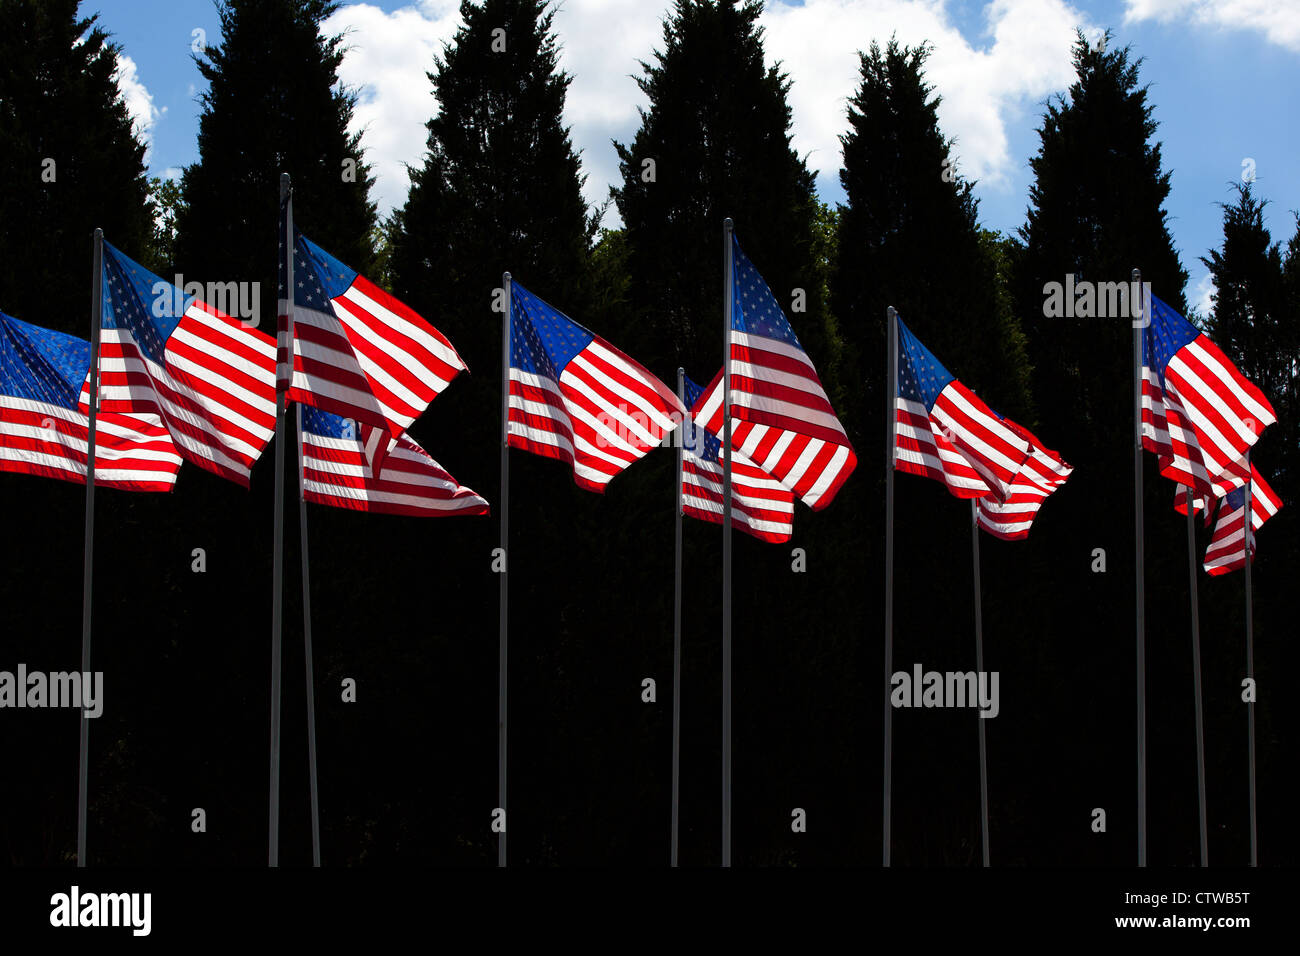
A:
[{"left": 97, "top": 0, "right": 1300, "bottom": 314}]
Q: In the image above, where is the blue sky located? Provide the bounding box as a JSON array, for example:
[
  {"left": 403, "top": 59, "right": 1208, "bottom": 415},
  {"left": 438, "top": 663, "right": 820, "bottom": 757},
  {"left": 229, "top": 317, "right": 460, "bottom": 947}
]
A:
[{"left": 93, "top": 0, "right": 1300, "bottom": 314}]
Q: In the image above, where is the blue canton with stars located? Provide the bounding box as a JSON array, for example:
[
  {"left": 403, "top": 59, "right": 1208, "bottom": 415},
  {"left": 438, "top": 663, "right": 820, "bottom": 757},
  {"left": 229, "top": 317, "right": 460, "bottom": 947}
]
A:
[
  {"left": 682, "top": 373, "right": 721, "bottom": 462},
  {"left": 730, "top": 235, "right": 804, "bottom": 350},
  {"left": 102, "top": 242, "right": 190, "bottom": 365},
  {"left": 1143, "top": 292, "right": 1200, "bottom": 388},
  {"left": 301, "top": 404, "right": 354, "bottom": 439},
  {"left": 896, "top": 315, "right": 955, "bottom": 411},
  {"left": 509, "top": 282, "right": 594, "bottom": 381},
  {"left": 0, "top": 311, "right": 92, "bottom": 409},
  {"left": 1222, "top": 485, "right": 1247, "bottom": 514}
]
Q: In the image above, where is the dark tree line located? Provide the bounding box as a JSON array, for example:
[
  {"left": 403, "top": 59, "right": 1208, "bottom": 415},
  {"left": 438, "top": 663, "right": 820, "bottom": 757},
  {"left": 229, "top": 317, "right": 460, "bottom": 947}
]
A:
[{"left": 0, "top": 0, "right": 1296, "bottom": 866}]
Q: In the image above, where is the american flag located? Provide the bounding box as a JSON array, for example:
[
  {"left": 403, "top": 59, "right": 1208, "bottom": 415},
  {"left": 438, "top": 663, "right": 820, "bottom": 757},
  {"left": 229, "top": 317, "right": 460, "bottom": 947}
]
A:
[
  {"left": 299, "top": 406, "right": 488, "bottom": 518},
  {"left": 726, "top": 235, "right": 855, "bottom": 509},
  {"left": 85, "top": 242, "right": 277, "bottom": 486},
  {"left": 1142, "top": 292, "right": 1275, "bottom": 502},
  {"left": 683, "top": 371, "right": 794, "bottom": 543},
  {"left": 1, "top": 310, "right": 181, "bottom": 491},
  {"left": 975, "top": 416, "right": 1072, "bottom": 540},
  {"left": 280, "top": 220, "right": 466, "bottom": 474},
  {"left": 508, "top": 281, "right": 682, "bottom": 492},
  {"left": 1203, "top": 466, "right": 1281, "bottom": 576},
  {"left": 894, "top": 314, "right": 1030, "bottom": 501}
]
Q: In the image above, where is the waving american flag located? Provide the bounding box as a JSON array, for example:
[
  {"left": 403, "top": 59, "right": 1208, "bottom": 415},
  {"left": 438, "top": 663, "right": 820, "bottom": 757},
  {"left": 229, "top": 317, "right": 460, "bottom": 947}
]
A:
[
  {"left": 298, "top": 406, "right": 488, "bottom": 518},
  {"left": 684, "top": 370, "right": 793, "bottom": 543},
  {"left": 84, "top": 242, "right": 276, "bottom": 486},
  {"left": 1142, "top": 292, "right": 1275, "bottom": 501},
  {"left": 1, "top": 310, "right": 181, "bottom": 491},
  {"left": 893, "top": 314, "right": 1030, "bottom": 502},
  {"left": 1203, "top": 467, "right": 1281, "bottom": 576},
  {"left": 725, "top": 234, "right": 855, "bottom": 510},
  {"left": 507, "top": 281, "right": 682, "bottom": 492}
]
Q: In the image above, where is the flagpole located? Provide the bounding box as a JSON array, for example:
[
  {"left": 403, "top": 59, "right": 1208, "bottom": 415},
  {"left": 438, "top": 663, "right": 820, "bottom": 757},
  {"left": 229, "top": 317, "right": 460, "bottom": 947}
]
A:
[
  {"left": 970, "top": 500, "right": 990, "bottom": 866},
  {"left": 883, "top": 304, "right": 897, "bottom": 867},
  {"left": 1132, "top": 267, "right": 1147, "bottom": 867},
  {"left": 672, "top": 367, "right": 685, "bottom": 867},
  {"left": 77, "top": 227, "right": 104, "bottom": 868},
  {"left": 1185, "top": 485, "right": 1208, "bottom": 866},
  {"left": 1243, "top": 451, "right": 1257, "bottom": 866},
  {"left": 720, "top": 218, "right": 735, "bottom": 868},
  {"left": 269, "top": 172, "right": 293, "bottom": 867},
  {"left": 499, "top": 271, "right": 512, "bottom": 868},
  {"left": 296, "top": 403, "right": 321, "bottom": 867}
]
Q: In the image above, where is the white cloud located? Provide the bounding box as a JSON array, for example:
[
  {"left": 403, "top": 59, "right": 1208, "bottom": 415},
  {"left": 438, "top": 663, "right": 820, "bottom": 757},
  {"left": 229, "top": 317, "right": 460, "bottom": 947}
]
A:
[
  {"left": 1191, "top": 270, "right": 1216, "bottom": 318},
  {"left": 1124, "top": 0, "right": 1300, "bottom": 53},
  {"left": 324, "top": 1, "right": 463, "bottom": 215},
  {"left": 113, "top": 54, "right": 165, "bottom": 160},
  {"left": 763, "top": 0, "right": 1093, "bottom": 192},
  {"left": 324, "top": 0, "right": 1093, "bottom": 221}
]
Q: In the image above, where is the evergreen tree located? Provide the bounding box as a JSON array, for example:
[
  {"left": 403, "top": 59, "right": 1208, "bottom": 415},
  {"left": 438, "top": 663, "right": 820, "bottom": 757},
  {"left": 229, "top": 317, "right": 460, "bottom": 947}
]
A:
[
  {"left": 0, "top": 0, "right": 154, "bottom": 331},
  {"left": 832, "top": 38, "right": 1032, "bottom": 443},
  {"left": 389, "top": 0, "right": 594, "bottom": 379},
  {"left": 1201, "top": 183, "right": 1288, "bottom": 399},
  {"left": 175, "top": 0, "right": 375, "bottom": 319},
  {"left": 611, "top": 0, "right": 832, "bottom": 381},
  {"left": 1014, "top": 31, "right": 1187, "bottom": 455}
]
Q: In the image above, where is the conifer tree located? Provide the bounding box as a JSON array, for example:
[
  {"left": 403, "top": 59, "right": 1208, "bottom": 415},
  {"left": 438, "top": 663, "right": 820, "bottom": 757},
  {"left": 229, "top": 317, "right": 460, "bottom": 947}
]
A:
[
  {"left": 389, "top": 0, "right": 593, "bottom": 384},
  {"left": 832, "top": 38, "right": 1032, "bottom": 443},
  {"left": 611, "top": 0, "right": 833, "bottom": 383},
  {"left": 175, "top": 0, "right": 375, "bottom": 318},
  {"left": 0, "top": 0, "right": 154, "bottom": 330}
]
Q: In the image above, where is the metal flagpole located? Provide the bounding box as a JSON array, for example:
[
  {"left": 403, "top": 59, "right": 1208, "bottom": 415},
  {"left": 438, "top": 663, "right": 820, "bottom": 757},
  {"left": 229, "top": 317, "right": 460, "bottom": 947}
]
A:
[
  {"left": 296, "top": 403, "right": 321, "bottom": 867},
  {"left": 499, "top": 271, "right": 512, "bottom": 868},
  {"left": 1185, "top": 485, "right": 1208, "bottom": 866},
  {"left": 1132, "top": 267, "right": 1147, "bottom": 867},
  {"left": 672, "top": 368, "right": 685, "bottom": 867},
  {"left": 883, "top": 305, "right": 898, "bottom": 867},
  {"left": 1243, "top": 451, "right": 1257, "bottom": 866},
  {"left": 720, "top": 218, "right": 734, "bottom": 867},
  {"left": 970, "top": 500, "right": 990, "bottom": 867},
  {"left": 77, "top": 227, "right": 104, "bottom": 868},
  {"left": 269, "top": 173, "right": 293, "bottom": 866}
]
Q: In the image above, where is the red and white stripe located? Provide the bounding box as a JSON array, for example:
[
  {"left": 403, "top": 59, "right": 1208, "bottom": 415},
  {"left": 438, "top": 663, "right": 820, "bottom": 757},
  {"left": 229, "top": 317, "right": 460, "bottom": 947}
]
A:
[
  {"left": 725, "top": 331, "right": 855, "bottom": 510},
  {"left": 82, "top": 299, "right": 276, "bottom": 487},
  {"left": 1204, "top": 467, "right": 1282, "bottom": 576},
  {"left": 685, "top": 373, "right": 794, "bottom": 542},
  {"left": 894, "top": 382, "right": 1030, "bottom": 502},
  {"left": 1143, "top": 334, "right": 1274, "bottom": 501},
  {"left": 283, "top": 272, "right": 467, "bottom": 449},
  {"left": 301, "top": 427, "right": 488, "bottom": 518},
  {"left": 0, "top": 394, "right": 181, "bottom": 491},
  {"left": 975, "top": 420, "right": 1072, "bottom": 540},
  {"left": 508, "top": 336, "right": 682, "bottom": 493}
]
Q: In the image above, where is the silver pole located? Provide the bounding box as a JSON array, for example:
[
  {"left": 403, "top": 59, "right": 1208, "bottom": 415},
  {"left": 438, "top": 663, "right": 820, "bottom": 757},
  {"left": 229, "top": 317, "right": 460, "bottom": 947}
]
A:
[
  {"left": 1185, "top": 485, "right": 1207, "bottom": 866},
  {"left": 269, "top": 173, "right": 293, "bottom": 866},
  {"left": 883, "top": 305, "right": 897, "bottom": 866},
  {"left": 971, "top": 500, "right": 990, "bottom": 866},
  {"left": 1132, "top": 267, "right": 1147, "bottom": 867},
  {"left": 77, "top": 227, "right": 104, "bottom": 868},
  {"left": 1243, "top": 452, "right": 1257, "bottom": 866},
  {"left": 672, "top": 367, "right": 685, "bottom": 867},
  {"left": 296, "top": 403, "right": 321, "bottom": 866},
  {"left": 721, "top": 219, "right": 734, "bottom": 867},
  {"left": 499, "top": 271, "right": 512, "bottom": 868}
]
